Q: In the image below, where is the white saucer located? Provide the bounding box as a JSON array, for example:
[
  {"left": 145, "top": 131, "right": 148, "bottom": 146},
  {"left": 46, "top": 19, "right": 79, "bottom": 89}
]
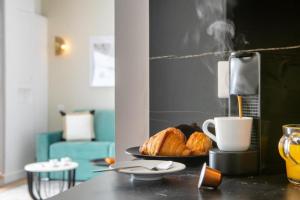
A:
[{"left": 111, "top": 160, "right": 186, "bottom": 181}]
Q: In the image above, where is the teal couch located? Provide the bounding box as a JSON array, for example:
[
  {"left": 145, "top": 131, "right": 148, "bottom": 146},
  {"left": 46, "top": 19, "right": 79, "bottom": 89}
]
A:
[{"left": 36, "top": 110, "right": 115, "bottom": 181}]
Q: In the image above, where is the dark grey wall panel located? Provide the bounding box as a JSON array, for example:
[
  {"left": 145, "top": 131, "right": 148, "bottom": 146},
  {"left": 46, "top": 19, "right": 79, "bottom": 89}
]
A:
[{"left": 150, "top": 0, "right": 228, "bottom": 134}]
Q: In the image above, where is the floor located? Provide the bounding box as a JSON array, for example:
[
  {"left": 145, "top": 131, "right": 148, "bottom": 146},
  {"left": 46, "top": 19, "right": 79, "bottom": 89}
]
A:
[
  {"left": 0, "top": 179, "right": 31, "bottom": 200},
  {"left": 0, "top": 179, "right": 80, "bottom": 200}
]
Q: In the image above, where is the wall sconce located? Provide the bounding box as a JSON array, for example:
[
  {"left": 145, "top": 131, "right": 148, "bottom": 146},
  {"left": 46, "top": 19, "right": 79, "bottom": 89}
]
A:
[{"left": 55, "top": 36, "right": 70, "bottom": 56}]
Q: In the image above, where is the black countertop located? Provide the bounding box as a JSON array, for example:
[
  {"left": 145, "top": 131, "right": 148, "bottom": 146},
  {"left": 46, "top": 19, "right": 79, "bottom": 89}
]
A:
[{"left": 49, "top": 168, "right": 300, "bottom": 200}]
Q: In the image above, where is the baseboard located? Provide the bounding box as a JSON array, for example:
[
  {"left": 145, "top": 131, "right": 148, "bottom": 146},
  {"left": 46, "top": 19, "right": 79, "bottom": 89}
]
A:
[{"left": 0, "top": 170, "right": 26, "bottom": 185}]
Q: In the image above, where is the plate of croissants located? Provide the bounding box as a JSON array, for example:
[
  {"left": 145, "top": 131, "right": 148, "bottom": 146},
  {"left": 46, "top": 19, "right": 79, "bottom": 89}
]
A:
[{"left": 126, "top": 125, "right": 213, "bottom": 166}]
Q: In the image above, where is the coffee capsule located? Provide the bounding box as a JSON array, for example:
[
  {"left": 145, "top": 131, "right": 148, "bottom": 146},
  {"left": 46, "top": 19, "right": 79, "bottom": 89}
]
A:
[{"left": 198, "top": 163, "right": 222, "bottom": 189}]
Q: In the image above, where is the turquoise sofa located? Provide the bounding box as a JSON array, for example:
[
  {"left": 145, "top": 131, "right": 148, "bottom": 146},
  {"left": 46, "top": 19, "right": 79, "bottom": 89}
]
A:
[{"left": 36, "top": 110, "right": 115, "bottom": 181}]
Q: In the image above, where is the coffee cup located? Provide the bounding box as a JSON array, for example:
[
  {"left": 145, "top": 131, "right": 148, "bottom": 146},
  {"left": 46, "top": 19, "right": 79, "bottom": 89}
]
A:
[{"left": 202, "top": 117, "right": 253, "bottom": 151}]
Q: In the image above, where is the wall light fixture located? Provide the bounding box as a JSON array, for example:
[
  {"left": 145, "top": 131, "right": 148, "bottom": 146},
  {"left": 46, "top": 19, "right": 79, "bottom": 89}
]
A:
[{"left": 55, "top": 36, "right": 70, "bottom": 56}]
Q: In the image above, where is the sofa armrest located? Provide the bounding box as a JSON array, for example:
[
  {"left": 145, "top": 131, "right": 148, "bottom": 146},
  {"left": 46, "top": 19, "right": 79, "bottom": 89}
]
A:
[{"left": 36, "top": 131, "right": 63, "bottom": 162}]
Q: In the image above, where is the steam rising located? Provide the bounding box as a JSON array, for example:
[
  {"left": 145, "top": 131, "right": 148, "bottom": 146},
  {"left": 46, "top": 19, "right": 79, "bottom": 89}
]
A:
[
  {"left": 193, "top": 0, "right": 237, "bottom": 52},
  {"left": 207, "top": 20, "right": 235, "bottom": 52}
]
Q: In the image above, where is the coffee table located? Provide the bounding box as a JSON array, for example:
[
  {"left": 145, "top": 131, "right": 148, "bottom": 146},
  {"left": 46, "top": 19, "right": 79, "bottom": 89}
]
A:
[{"left": 24, "top": 161, "right": 78, "bottom": 200}]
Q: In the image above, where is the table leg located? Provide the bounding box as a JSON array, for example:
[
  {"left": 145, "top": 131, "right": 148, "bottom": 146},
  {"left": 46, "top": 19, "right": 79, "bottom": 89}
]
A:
[
  {"left": 67, "top": 170, "right": 72, "bottom": 189},
  {"left": 72, "top": 169, "right": 76, "bottom": 186},
  {"left": 27, "top": 172, "right": 39, "bottom": 200},
  {"left": 37, "top": 172, "right": 42, "bottom": 199},
  {"left": 67, "top": 169, "right": 76, "bottom": 188}
]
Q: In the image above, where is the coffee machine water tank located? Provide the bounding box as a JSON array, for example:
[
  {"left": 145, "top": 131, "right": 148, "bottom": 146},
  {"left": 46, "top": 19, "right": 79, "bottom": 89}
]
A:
[{"left": 229, "top": 52, "right": 260, "bottom": 96}]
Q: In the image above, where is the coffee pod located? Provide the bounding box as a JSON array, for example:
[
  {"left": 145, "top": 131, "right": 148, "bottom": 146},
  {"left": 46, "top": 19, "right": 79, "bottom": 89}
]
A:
[{"left": 198, "top": 163, "right": 222, "bottom": 189}]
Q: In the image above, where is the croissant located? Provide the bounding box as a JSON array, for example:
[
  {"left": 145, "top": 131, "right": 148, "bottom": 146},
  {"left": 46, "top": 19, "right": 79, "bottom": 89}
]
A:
[
  {"left": 139, "top": 127, "right": 191, "bottom": 156},
  {"left": 186, "top": 131, "right": 212, "bottom": 155}
]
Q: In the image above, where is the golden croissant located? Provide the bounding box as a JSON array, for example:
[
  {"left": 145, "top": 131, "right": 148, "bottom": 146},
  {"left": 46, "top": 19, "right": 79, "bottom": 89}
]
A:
[
  {"left": 186, "top": 131, "right": 212, "bottom": 155},
  {"left": 139, "top": 127, "right": 191, "bottom": 156}
]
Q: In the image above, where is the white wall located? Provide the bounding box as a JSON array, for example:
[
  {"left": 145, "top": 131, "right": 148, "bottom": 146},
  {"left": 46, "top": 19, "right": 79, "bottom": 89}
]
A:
[
  {"left": 34, "top": 0, "right": 42, "bottom": 14},
  {"left": 0, "top": 0, "right": 4, "bottom": 178},
  {"left": 43, "top": 0, "right": 115, "bottom": 131},
  {"left": 115, "top": 0, "right": 149, "bottom": 161},
  {"left": 2, "top": 0, "right": 48, "bottom": 184}
]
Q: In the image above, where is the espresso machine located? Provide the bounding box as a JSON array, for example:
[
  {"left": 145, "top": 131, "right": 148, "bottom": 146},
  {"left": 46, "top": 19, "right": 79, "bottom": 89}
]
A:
[
  {"left": 209, "top": 51, "right": 295, "bottom": 175},
  {"left": 209, "top": 52, "right": 260, "bottom": 175}
]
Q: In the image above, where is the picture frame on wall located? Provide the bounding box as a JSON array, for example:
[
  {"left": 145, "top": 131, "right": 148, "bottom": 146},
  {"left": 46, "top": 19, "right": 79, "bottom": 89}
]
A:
[{"left": 90, "top": 36, "right": 115, "bottom": 87}]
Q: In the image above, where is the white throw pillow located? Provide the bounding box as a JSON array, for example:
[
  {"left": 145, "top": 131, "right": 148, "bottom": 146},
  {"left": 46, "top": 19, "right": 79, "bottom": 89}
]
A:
[{"left": 62, "top": 112, "right": 95, "bottom": 141}]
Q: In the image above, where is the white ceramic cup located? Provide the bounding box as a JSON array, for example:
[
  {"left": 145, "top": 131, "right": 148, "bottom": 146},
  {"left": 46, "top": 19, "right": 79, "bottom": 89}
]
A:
[
  {"left": 202, "top": 117, "right": 253, "bottom": 151},
  {"left": 61, "top": 157, "right": 72, "bottom": 165}
]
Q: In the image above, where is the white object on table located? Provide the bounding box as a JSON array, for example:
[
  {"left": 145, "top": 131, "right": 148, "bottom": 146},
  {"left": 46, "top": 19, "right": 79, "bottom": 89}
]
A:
[
  {"left": 61, "top": 157, "right": 72, "bottom": 165},
  {"left": 25, "top": 161, "right": 78, "bottom": 173},
  {"left": 155, "top": 161, "right": 173, "bottom": 170}
]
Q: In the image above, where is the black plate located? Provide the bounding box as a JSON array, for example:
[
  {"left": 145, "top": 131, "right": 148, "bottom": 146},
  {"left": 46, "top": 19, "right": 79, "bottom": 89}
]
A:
[{"left": 126, "top": 146, "right": 208, "bottom": 167}]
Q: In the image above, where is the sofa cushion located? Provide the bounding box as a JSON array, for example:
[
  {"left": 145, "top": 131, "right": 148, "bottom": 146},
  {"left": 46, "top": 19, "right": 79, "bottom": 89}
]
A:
[
  {"left": 62, "top": 111, "right": 95, "bottom": 141},
  {"left": 49, "top": 141, "right": 113, "bottom": 160}
]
